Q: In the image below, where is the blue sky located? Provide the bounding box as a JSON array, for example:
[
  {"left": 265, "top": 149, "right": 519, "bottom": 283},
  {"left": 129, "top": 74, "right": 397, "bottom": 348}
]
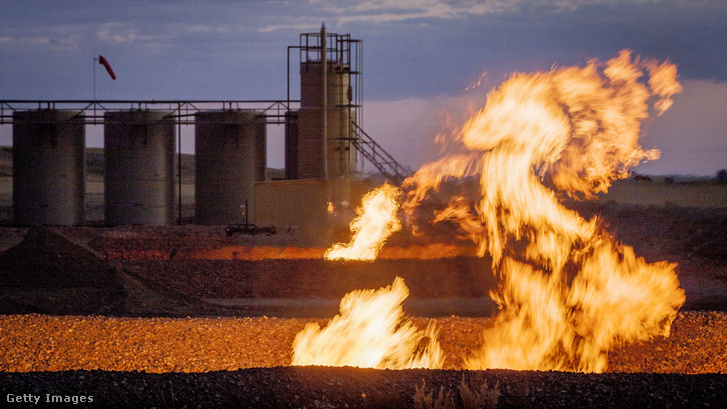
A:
[{"left": 1, "top": 0, "right": 725, "bottom": 175}]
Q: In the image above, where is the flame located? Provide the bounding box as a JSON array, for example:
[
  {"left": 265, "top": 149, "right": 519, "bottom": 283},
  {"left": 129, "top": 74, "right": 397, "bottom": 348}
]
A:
[
  {"left": 293, "top": 50, "right": 685, "bottom": 373},
  {"left": 324, "top": 183, "right": 403, "bottom": 261},
  {"left": 291, "top": 276, "right": 444, "bottom": 369},
  {"left": 401, "top": 152, "right": 486, "bottom": 244},
  {"left": 466, "top": 70, "right": 488, "bottom": 91},
  {"left": 404, "top": 50, "right": 685, "bottom": 372},
  {"left": 295, "top": 185, "right": 443, "bottom": 369}
]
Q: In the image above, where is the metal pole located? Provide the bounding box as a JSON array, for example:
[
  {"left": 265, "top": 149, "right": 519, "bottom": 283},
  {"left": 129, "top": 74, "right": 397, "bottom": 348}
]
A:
[
  {"left": 321, "top": 23, "right": 328, "bottom": 179},
  {"left": 287, "top": 46, "right": 291, "bottom": 108},
  {"left": 177, "top": 103, "right": 183, "bottom": 225},
  {"left": 93, "top": 57, "right": 97, "bottom": 101}
]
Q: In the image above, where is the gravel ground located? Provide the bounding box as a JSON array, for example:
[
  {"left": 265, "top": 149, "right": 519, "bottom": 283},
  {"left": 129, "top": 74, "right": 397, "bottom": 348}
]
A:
[
  {"left": 1, "top": 312, "right": 726, "bottom": 407},
  {"left": 1, "top": 312, "right": 725, "bottom": 373}
]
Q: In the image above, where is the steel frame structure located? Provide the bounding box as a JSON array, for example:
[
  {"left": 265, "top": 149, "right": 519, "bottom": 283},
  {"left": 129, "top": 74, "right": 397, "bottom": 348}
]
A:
[{"left": 0, "top": 100, "right": 299, "bottom": 125}]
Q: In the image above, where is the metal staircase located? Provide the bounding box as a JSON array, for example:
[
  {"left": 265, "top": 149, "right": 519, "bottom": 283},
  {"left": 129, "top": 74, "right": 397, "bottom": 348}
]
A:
[{"left": 350, "top": 121, "right": 413, "bottom": 186}]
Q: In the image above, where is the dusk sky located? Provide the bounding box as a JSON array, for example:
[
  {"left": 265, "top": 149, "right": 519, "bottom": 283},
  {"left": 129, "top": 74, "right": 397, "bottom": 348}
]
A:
[{"left": 1, "top": 0, "right": 725, "bottom": 175}]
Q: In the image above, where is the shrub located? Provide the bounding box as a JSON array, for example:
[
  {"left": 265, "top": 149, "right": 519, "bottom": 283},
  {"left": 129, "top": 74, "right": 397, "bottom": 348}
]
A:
[{"left": 413, "top": 376, "right": 500, "bottom": 409}]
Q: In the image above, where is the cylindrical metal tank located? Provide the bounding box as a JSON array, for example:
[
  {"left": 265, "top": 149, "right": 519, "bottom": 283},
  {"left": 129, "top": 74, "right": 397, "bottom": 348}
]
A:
[
  {"left": 298, "top": 61, "right": 356, "bottom": 179},
  {"left": 12, "top": 110, "right": 86, "bottom": 226},
  {"left": 104, "top": 110, "right": 176, "bottom": 225},
  {"left": 194, "top": 110, "right": 266, "bottom": 225},
  {"left": 284, "top": 110, "right": 299, "bottom": 180}
]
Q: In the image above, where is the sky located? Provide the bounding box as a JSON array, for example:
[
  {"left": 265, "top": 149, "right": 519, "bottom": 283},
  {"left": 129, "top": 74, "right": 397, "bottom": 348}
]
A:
[{"left": 0, "top": 0, "right": 725, "bottom": 175}]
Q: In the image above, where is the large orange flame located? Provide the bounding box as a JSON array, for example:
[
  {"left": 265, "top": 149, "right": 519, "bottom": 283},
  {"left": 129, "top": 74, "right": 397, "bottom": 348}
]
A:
[
  {"left": 293, "top": 50, "right": 686, "bottom": 373},
  {"left": 403, "top": 50, "right": 685, "bottom": 372},
  {"left": 291, "top": 276, "right": 444, "bottom": 369}
]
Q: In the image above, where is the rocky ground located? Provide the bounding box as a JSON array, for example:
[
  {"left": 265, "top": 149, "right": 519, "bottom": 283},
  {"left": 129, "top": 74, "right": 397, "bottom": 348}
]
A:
[
  {"left": 1, "top": 312, "right": 726, "bottom": 373},
  {"left": 2, "top": 367, "right": 726, "bottom": 408},
  {"left": 0, "top": 201, "right": 726, "bottom": 407},
  {"left": 1, "top": 312, "right": 726, "bottom": 408}
]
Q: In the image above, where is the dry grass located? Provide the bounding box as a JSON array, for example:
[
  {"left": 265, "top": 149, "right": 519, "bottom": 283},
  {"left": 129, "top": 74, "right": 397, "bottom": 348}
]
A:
[{"left": 413, "top": 375, "right": 500, "bottom": 409}]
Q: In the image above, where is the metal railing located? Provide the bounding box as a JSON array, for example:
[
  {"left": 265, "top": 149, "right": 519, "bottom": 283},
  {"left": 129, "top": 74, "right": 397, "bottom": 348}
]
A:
[
  {"left": 350, "top": 121, "right": 413, "bottom": 185},
  {"left": 0, "top": 100, "right": 299, "bottom": 125}
]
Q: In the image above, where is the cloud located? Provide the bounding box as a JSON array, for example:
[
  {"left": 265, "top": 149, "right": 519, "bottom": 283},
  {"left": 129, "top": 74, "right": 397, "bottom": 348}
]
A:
[
  {"left": 97, "top": 24, "right": 129, "bottom": 44},
  {"left": 186, "top": 24, "right": 233, "bottom": 34},
  {"left": 95, "top": 22, "right": 177, "bottom": 51},
  {"left": 259, "top": 24, "right": 320, "bottom": 33},
  {"left": 0, "top": 30, "right": 82, "bottom": 53},
  {"left": 322, "top": 0, "right": 670, "bottom": 25}
]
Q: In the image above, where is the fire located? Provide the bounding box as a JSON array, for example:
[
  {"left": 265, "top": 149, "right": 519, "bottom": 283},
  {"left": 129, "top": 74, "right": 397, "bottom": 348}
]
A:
[
  {"left": 291, "top": 276, "right": 444, "bottom": 369},
  {"left": 293, "top": 49, "right": 685, "bottom": 373},
  {"left": 324, "top": 183, "right": 403, "bottom": 261},
  {"left": 402, "top": 49, "right": 685, "bottom": 372},
  {"left": 294, "top": 184, "right": 443, "bottom": 369}
]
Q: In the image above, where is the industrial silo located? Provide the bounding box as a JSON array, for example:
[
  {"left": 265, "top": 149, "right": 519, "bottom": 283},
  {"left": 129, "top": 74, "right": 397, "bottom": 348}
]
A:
[
  {"left": 103, "top": 110, "right": 176, "bottom": 225},
  {"left": 284, "top": 110, "right": 299, "bottom": 180},
  {"left": 194, "top": 110, "right": 266, "bottom": 225},
  {"left": 296, "top": 27, "right": 359, "bottom": 180},
  {"left": 298, "top": 60, "right": 355, "bottom": 179},
  {"left": 12, "top": 110, "right": 86, "bottom": 226}
]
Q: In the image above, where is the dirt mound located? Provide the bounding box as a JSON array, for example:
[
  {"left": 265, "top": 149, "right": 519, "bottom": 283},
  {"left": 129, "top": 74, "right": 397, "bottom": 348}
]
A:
[
  {"left": 0, "top": 226, "right": 221, "bottom": 316},
  {"left": 0, "top": 226, "right": 124, "bottom": 314},
  {"left": 0, "top": 226, "right": 119, "bottom": 289}
]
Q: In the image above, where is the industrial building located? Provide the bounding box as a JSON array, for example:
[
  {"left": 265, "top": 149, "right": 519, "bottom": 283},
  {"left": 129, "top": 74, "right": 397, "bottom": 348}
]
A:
[{"left": 0, "top": 26, "right": 411, "bottom": 244}]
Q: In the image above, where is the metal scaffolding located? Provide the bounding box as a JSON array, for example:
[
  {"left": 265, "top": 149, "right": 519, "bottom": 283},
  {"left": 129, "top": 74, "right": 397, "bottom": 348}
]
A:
[{"left": 0, "top": 100, "right": 299, "bottom": 125}]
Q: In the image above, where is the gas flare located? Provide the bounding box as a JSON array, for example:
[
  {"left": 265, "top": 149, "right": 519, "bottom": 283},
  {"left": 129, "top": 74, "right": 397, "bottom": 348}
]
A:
[
  {"left": 403, "top": 49, "right": 685, "bottom": 372},
  {"left": 325, "top": 183, "right": 403, "bottom": 261},
  {"left": 291, "top": 276, "right": 444, "bottom": 369},
  {"left": 295, "top": 184, "right": 443, "bottom": 369},
  {"left": 295, "top": 50, "right": 685, "bottom": 373}
]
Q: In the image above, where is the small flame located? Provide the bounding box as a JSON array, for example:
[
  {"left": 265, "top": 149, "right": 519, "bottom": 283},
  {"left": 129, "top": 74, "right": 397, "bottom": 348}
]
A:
[
  {"left": 291, "top": 276, "right": 444, "bottom": 369},
  {"left": 325, "top": 184, "right": 402, "bottom": 261},
  {"left": 466, "top": 70, "right": 488, "bottom": 91}
]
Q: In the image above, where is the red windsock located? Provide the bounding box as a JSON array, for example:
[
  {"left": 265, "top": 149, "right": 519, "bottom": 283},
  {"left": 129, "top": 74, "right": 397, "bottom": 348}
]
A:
[{"left": 99, "top": 55, "right": 116, "bottom": 80}]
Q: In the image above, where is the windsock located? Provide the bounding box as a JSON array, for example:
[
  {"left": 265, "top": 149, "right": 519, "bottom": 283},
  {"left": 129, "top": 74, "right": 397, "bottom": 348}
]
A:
[{"left": 99, "top": 55, "right": 116, "bottom": 80}]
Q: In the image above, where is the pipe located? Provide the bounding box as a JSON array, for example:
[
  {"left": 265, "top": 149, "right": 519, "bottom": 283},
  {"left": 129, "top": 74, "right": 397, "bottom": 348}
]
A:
[
  {"left": 321, "top": 22, "right": 328, "bottom": 179},
  {"left": 177, "top": 103, "right": 182, "bottom": 225}
]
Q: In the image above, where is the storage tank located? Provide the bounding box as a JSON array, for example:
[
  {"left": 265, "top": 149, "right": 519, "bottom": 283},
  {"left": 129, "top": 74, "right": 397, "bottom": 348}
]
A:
[
  {"left": 104, "top": 110, "right": 175, "bottom": 225},
  {"left": 298, "top": 59, "right": 356, "bottom": 179},
  {"left": 284, "top": 110, "right": 299, "bottom": 180},
  {"left": 12, "top": 110, "right": 86, "bottom": 226},
  {"left": 194, "top": 110, "right": 266, "bottom": 225}
]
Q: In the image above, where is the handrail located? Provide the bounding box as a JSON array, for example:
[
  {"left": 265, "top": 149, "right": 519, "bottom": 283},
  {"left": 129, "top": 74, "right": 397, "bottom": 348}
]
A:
[
  {"left": 0, "top": 100, "right": 301, "bottom": 125},
  {"left": 350, "top": 121, "right": 413, "bottom": 185}
]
